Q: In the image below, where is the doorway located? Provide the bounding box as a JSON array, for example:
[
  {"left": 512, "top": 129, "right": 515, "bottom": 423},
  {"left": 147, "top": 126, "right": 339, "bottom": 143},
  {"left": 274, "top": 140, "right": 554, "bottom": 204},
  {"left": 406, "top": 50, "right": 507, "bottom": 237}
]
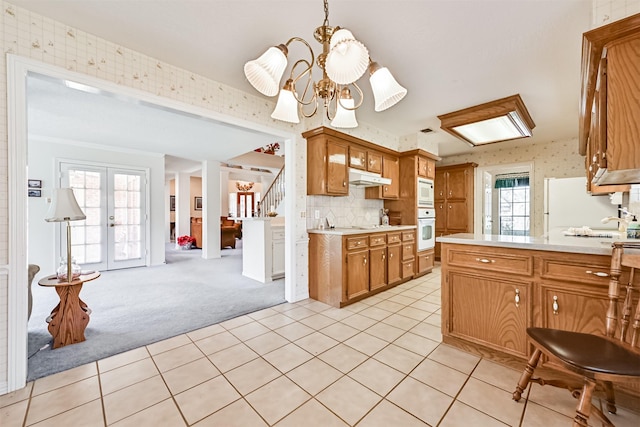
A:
[
  {"left": 476, "top": 162, "right": 534, "bottom": 236},
  {"left": 60, "top": 162, "right": 148, "bottom": 271}
]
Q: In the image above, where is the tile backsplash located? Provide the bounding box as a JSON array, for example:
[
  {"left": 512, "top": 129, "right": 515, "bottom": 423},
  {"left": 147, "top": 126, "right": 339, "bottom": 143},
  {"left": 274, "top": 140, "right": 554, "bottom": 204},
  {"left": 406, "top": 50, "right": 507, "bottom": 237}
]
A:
[{"left": 306, "top": 187, "right": 384, "bottom": 230}]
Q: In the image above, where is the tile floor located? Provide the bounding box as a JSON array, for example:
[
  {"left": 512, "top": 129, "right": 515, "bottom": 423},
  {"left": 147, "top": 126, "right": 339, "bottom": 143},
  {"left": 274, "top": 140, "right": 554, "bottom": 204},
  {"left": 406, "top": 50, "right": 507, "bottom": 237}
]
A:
[{"left": 2, "top": 267, "right": 640, "bottom": 426}]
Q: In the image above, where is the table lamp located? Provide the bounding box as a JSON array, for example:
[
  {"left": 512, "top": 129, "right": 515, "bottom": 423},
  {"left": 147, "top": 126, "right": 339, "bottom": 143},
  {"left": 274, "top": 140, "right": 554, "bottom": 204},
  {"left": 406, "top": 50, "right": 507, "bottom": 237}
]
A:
[{"left": 45, "top": 188, "right": 86, "bottom": 282}]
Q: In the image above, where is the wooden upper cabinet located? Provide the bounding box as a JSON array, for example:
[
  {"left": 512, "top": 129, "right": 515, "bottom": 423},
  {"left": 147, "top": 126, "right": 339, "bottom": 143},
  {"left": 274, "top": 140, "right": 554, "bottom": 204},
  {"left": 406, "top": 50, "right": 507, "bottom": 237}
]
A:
[
  {"left": 365, "top": 154, "right": 400, "bottom": 199},
  {"left": 605, "top": 33, "right": 640, "bottom": 175},
  {"left": 434, "top": 170, "right": 446, "bottom": 201},
  {"left": 417, "top": 156, "right": 435, "bottom": 179},
  {"left": 367, "top": 151, "right": 383, "bottom": 174},
  {"left": 446, "top": 168, "right": 468, "bottom": 200},
  {"left": 306, "top": 134, "right": 348, "bottom": 196},
  {"left": 349, "top": 145, "right": 382, "bottom": 174},
  {"left": 579, "top": 15, "right": 640, "bottom": 187},
  {"left": 349, "top": 145, "right": 367, "bottom": 170}
]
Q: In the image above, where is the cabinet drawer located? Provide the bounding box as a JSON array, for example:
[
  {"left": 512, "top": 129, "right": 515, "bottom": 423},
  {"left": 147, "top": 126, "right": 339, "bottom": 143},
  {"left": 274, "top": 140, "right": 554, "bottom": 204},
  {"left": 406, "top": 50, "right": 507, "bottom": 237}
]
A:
[
  {"left": 402, "top": 243, "right": 415, "bottom": 261},
  {"left": 346, "top": 236, "right": 369, "bottom": 250},
  {"left": 540, "top": 256, "right": 611, "bottom": 287},
  {"left": 370, "top": 234, "right": 387, "bottom": 247},
  {"left": 447, "top": 248, "right": 533, "bottom": 276},
  {"left": 402, "top": 260, "right": 414, "bottom": 279},
  {"left": 272, "top": 229, "right": 285, "bottom": 240},
  {"left": 418, "top": 251, "right": 434, "bottom": 273},
  {"left": 402, "top": 231, "right": 415, "bottom": 242},
  {"left": 387, "top": 232, "right": 402, "bottom": 244}
]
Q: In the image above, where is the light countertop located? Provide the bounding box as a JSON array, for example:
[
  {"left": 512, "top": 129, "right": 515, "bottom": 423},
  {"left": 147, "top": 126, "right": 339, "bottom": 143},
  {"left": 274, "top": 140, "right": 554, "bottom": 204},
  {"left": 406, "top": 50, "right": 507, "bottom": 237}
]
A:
[
  {"left": 308, "top": 225, "right": 417, "bottom": 236},
  {"left": 437, "top": 233, "right": 640, "bottom": 255}
]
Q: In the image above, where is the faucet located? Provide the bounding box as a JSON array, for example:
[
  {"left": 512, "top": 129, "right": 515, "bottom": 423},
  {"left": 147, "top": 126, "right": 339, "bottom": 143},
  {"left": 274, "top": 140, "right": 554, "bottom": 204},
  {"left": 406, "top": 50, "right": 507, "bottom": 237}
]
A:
[{"left": 601, "top": 207, "right": 633, "bottom": 232}]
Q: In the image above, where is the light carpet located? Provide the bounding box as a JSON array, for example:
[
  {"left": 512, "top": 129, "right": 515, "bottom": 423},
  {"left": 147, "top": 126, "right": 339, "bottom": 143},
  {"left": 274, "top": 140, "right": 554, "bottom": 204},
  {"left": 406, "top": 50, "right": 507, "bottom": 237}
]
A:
[{"left": 27, "top": 241, "right": 285, "bottom": 381}]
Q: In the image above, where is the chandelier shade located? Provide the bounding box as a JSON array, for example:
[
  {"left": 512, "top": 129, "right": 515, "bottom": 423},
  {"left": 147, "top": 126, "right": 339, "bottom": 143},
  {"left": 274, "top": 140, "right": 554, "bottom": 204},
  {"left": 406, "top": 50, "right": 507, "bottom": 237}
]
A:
[
  {"left": 244, "top": 45, "right": 288, "bottom": 97},
  {"left": 325, "top": 29, "right": 370, "bottom": 85},
  {"left": 271, "top": 80, "right": 300, "bottom": 123},
  {"left": 369, "top": 62, "right": 408, "bottom": 112},
  {"left": 243, "top": 0, "right": 406, "bottom": 128},
  {"left": 331, "top": 88, "right": 358, "bottom": 128}
]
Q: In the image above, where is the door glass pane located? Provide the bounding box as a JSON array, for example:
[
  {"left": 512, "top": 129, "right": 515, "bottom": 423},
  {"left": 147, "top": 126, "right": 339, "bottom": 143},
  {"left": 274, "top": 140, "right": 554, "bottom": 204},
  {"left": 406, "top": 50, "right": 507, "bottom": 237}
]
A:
[
  {"left": 69, "top": 169, "right": 103, "bottom": 264},
  {"left": 113, "top": 173, "right": 142, "bottom": 261}
]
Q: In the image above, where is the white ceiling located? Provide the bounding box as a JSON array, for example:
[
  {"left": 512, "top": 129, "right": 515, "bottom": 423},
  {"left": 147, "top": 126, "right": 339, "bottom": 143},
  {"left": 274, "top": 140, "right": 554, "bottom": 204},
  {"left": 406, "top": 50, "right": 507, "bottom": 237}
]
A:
[{"left": 14, "top": 0, "right": 593, "bottom": 160}]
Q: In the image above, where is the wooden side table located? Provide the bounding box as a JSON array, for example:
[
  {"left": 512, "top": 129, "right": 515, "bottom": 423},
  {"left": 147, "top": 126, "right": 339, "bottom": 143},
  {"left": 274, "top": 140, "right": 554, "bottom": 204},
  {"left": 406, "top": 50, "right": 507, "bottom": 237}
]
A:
[{"left": 38, "top": 271, "right": 100, "bottom": 349}]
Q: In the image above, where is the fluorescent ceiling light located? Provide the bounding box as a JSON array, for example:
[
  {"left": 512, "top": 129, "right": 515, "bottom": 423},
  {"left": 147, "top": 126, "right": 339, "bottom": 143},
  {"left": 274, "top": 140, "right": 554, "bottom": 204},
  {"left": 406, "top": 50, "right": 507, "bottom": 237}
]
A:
[{"left": 438, "top": 94, "right": 535, "bottom": 147}]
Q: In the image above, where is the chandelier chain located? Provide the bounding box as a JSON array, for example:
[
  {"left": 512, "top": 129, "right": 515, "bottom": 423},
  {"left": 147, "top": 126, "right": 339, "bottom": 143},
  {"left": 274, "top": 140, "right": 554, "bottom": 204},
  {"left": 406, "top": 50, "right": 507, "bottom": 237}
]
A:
[{"left": 323, "top": 0, "right": 330, "bottom": 27}]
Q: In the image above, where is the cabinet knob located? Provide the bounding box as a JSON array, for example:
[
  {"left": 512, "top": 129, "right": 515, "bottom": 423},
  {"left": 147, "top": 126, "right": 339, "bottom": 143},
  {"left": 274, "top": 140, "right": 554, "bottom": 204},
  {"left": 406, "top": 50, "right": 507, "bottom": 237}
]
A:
[
  {"left": 552, "top": 295, "right": 559, "bottom": 315},
  {"left": 343, "top": 181, "right": 346, "bottom": 187},
  {"left": 390, "top": 253, "right": 393, "bottom": 258},
  {"left": 449, "top": 205, "right": 452, "bottom": 209},
  {"left": 382, "top": 254, "right": 385, "bottom": 260},
  {"left": 449, "top": 190, "right": 452, "bottom": 196},
  {"left": 475, "top": 258, "right": 495, "bottom": 264},
  {"left": 514, "top": 289, "right": 520, "bottom": 308},
  {"left": 363, "top": 257, "right": 367, "bottom": 265}
]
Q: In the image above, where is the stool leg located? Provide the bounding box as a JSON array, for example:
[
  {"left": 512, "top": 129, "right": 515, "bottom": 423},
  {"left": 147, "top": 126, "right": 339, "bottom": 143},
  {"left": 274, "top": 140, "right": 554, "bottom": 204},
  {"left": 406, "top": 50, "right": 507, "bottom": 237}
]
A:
[
  {"left": 513, "top": 348, "right": 541, "bottom": 401},
  {"left": 573, "top": 379, "right": 596, "bottom": 427},
  {"left": 603, "top": 381, "right": 617, "bottom": 414}
]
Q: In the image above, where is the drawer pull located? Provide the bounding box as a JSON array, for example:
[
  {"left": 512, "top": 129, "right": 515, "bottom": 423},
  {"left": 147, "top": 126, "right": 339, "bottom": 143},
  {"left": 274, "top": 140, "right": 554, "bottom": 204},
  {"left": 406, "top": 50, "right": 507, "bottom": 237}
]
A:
[
  {"left": 475, "top": 258, "right": 496, "bottom": 264},
  {"left": 585, "top": 270, "right": 609, "bottom": 278},
  {"left": 515, "top": 289, "right": 520, "bottom": 308},
  {"left": 552, "top": 296, "right": 559, "bottom": 315}
]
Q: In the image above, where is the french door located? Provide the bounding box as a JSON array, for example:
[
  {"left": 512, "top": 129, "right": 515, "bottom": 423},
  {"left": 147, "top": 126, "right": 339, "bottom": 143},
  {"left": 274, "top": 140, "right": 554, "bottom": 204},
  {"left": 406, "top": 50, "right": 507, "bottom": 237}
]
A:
[{"left": 60, "top": 162, "right": 147, "bottom": 271}]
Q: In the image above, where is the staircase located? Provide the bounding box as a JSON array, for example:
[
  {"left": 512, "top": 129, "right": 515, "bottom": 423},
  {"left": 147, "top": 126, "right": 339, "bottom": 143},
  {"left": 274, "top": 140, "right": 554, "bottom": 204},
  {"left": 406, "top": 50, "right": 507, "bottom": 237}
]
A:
[{"left": 260, "top": 166, "right": 285, "bottom": 217}]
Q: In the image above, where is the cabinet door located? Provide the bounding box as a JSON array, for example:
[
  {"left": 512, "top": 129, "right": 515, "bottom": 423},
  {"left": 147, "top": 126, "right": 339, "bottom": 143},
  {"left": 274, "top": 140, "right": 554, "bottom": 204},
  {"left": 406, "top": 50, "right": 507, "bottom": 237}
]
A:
[
  {"left": 434, "top": 171, "right": 446, "bottom": 201},
  {"left": 606, "top": 34, "right": 640, "bottom": 173},
  {"left": 417, "top": 157, "right": 428, "bottom": 178},
  {"left": 272, "top": 239, "right": 285, "bottom": 277},
  {"left": 367, "top": 151, "right": 382, "bottom": 174},
  {"left": 446, "top": 168, "right": 468, "bottom": 200},
  {"left": 539, "top": 284, "right": 608, "bottom": 335},
  {"left": 327, "top": 139, "right": 348, "bottom": 195},
  {"left": 417, "top": 250, "right": 434, "bottom": 274},
  {"left": 447, "top": 271, "right": 529, "bottom": 357},
  {"left": 435, "top": 203, "right": 446, "bottom": 232},
  {"left": 349, "top": 145, "right": 367, "bottom": 170},
  {"left": 445, "top": 201, "right": 469, "bottom": 231},
  {"left": 370, "top": 247, "right": 387, "bottom": 290},
  {"left": 346, "top": 249, "right": 369, "bottom": 300},
  {"left": 382, "top": 154, "right": 399, "bottom": 199},
  {"left": 387, "top": 244, "right": 402, "bottom": 285},
  {"left": 426, "top": 159, "right": 435, "bottom": 179}
]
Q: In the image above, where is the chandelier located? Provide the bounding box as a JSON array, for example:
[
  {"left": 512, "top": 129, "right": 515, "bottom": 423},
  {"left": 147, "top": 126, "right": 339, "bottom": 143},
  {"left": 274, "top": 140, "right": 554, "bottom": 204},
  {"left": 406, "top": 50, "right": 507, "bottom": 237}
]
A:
[{"left": 243, "top": 0, "right": 407, "bottom": 128}]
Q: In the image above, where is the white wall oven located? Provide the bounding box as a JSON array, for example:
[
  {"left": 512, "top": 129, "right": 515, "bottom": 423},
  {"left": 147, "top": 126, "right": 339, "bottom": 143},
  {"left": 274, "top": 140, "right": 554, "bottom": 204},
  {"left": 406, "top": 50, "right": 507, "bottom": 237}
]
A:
[
  {"left": 417, "top": 208, "right": 436, "bottom": 251},
  {"left": 417, "top": 177, "right": 435, "bottom": 208}
]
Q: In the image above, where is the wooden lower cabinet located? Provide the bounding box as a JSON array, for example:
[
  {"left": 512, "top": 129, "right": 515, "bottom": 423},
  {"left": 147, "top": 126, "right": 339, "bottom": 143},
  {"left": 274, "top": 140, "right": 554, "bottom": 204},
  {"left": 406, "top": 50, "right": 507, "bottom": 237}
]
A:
[
  {"left": 417, "top": 249, "right": 434, "bottom": 275},
  {"left": 387, "top": 243, "right": 402, "bottom": 285},
  {"left": 369, "top": 246, "right": 387, "bottom": 291},
  {"left": 447, "top": 271, "right": 530, "bottom": 358},
  {"left": 309, "top": 229, "right": 415, "bottom": 307},
  {"left": 441, "top": 242, "right": 640, "bottom": 397},
  {"left": 346, "top": 248, "right": 369, "bottom": 300}
]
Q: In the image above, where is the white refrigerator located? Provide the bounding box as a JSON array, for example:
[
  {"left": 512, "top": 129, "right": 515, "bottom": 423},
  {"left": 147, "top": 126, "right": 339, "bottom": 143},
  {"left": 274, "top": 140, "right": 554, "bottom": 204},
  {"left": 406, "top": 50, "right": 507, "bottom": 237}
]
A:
[{"left": 544, "top": 177, "right": 620, "bottom": 237}]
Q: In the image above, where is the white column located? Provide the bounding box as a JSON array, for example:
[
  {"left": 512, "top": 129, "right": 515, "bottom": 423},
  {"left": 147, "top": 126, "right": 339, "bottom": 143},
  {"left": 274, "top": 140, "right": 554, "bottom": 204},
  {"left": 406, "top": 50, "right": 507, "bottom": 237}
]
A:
[
  {"left": 202, "top": 160, "right": 221, "bottom": 259},
  {"left": 175, "top": 172, "right": 191, "bottom": 241},
  {"left": 220, "top": 170, "right": 230, "bottom": 217},
  {"left": 165, "top": 180, "right": 171, "bottom": 242}
]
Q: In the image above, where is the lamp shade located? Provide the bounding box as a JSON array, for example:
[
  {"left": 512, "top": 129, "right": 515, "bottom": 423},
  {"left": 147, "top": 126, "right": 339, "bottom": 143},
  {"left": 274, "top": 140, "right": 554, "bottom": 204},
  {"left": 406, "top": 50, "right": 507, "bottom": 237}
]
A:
[
  {"left": 331, "top": 93, "right": 358, "bottom": 128},
  {"left": 369, "top": 64, "right": 407, "bottom": 112},
  {"left": 244, "top": 45, "right": 288, "bottom": 97},
  {"left": 325, "top": 29, "right": 369, "bottom": 85},
  {"left": 45, "top": 188, "right": 86, "bottom": 222},
  {"left": 271, "top": 83, "right": 300, "bottom": 123}
]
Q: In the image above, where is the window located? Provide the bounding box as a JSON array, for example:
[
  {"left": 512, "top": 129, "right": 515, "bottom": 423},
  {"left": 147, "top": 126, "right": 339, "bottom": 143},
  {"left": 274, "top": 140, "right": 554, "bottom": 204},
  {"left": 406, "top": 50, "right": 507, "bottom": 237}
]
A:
[{"left": 495, "top": 173, "right": 530, "bottom": 236}]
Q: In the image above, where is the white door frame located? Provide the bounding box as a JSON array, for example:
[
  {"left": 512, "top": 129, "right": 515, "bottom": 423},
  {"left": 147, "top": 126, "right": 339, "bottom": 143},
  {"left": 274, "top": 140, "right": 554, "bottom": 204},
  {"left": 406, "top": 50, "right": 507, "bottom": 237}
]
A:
[
  {"left": 6, "top": 54, "right": 299, "bottom": 393},
  {"left": 474, "top": 161, "right": 535, "bottom": 236}
]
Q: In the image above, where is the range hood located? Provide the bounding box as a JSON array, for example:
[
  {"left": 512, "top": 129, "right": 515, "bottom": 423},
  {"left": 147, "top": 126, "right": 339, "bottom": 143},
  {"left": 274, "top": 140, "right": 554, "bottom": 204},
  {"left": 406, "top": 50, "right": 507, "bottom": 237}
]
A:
[{"left": 348, "top": 168, "right": 392, "bottom": 187}]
